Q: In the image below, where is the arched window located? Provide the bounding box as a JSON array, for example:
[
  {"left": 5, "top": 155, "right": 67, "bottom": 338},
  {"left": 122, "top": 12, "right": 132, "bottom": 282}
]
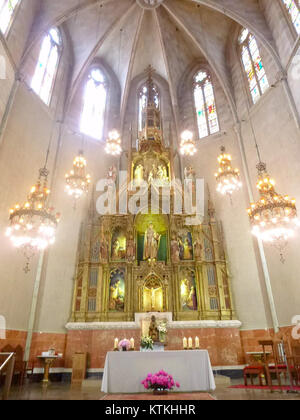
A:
[
  {"left": 193, "top": 70, "right": 219, "bottom": 139},
  {"left": 31, "top": 28, "right": 62, "bottom": 105},
  {"left": 80, "top": 68, "right": 107, "bottom": 140},
  {"left": 239, "top": 28, "right": 269, "bottom": 104},
  {"left": 282, "top": 0, "right": 300, "bottom": 34},
  {"left": 0, "top": 0, "right": 20, "bottom": 35},
  {"left": 138, "top": 82, "right": 160, "bottom": 132}
]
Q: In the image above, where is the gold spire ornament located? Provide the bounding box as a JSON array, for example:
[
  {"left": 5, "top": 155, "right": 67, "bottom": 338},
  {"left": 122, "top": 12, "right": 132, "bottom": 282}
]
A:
[
  {"left": 105, "top": 130, "right": 122, "bottom": 156},
  {"left": 65, "top": 151, "right": 91, "bottom": 201},
  {"left": 6, "top": 167, "right": 60, "bottom": 273},
  {"left": 180, "top": 130, "right": 197, "bottom": 156},
  {"left": 247, "top": 162, "right": 299, "bottom": 262},
  {"left": 215, "top": 146, "right": 242, "bottom": 196}
]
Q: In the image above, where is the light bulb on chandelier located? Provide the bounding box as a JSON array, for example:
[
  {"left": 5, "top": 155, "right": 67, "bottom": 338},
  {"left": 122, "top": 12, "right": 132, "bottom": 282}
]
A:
[
  {"left": 180, "top": 130, "right": 197, "bottom": 156},
  {"left": 65, "top": 150, "right": 91, "bottom": 203},
  {"left": 215, "top": 146, "right": 242, "bottom": 197},
  {"left": 247, "top": 162, "right": 299, "bottom": 263},
  {"left": 105, "top": 130, "right": 122, "bottom": 156},
  {"left": 6, "top": 167, "right": 60, "bottom": 273}
]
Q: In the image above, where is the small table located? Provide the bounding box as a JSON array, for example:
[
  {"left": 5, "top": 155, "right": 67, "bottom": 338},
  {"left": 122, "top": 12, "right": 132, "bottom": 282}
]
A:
[{"left": 36, "top": 356, "right": 61, "bottom": 384}]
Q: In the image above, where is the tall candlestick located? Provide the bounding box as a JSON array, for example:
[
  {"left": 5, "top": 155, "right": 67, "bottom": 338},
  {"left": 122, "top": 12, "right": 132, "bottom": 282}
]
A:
[
  {"left": 188, "top": 337, "right": 193, "bottom": 349},
  {"left": 130, "top": 338, "right": 135, "bottom": 350},
  {"left": 183, "top": 337, "right": 188, "bottom": 349},
  {"left": 114, "top": 338, "right": 119, "bottom": 350},
  {"left": 195, "top": 336, "right": 200, "bottom": 349}
]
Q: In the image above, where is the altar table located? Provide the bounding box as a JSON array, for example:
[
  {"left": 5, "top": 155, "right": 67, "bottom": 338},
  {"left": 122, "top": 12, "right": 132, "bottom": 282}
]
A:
[{"left": 101, "top": 350, "right": 216, "bottom": 393}]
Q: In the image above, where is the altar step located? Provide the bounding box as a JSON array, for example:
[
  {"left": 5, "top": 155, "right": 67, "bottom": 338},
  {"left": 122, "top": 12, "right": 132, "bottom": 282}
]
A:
[
  {"left": 82, "top": 379, "right": 102, "bottom": 389},
  {"left": 214, "top": 375, "right": 231, "bottom": 386}
]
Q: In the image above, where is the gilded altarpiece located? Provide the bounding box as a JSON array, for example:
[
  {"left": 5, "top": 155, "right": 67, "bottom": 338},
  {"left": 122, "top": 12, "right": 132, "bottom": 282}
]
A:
[{"left": 70, "top": 69, "right": 236, "bottom": 324}]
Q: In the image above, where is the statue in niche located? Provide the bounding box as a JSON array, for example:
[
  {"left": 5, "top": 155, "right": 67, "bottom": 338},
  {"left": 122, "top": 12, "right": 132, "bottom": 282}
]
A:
[
  {"left": 143, "top": 222, "right": 161, "bottom": 261},
  {"left": 194, "top": 234, "right": 203, "bottom": 261},
  {"left": 106, "top": 166, "right": 117, "bottom": 186},
  {"left": 149, "top": 315, "right": 159, "bottom": 342},
  {"left": 100, "top": 226, "right": 109, "bottom": 262},
  {"left": 134, "top": 164, "right": 144, "bottom": 184},
  {"left": 171, "top": 234, "right": 180, "bottom": 263},
  {"left": 126, "top": 234, "right": 135, "bottom": 262}
]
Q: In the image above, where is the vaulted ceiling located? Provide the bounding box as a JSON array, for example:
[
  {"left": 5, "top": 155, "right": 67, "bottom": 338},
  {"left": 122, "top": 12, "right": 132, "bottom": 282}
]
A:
[{"left": 24, "top": 0, "right": 282, "bottom": 121}]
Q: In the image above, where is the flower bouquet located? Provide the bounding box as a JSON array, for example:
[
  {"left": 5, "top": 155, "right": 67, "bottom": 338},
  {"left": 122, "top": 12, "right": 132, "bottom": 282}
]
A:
[
  {"left": 140, "top": 336, "right": 154, "bottom": 351},
  {"left": 141, "top": 370, "right": 180, "bottom": 395},
  {"left": 158, "top": 322, "right": 167, "bottom": 343},
  {"left": 118, "top": 339, "right": 131, "bottom": 352}
]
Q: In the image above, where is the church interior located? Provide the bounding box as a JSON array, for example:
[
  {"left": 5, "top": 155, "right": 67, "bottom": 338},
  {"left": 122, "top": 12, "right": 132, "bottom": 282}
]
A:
[{"left": 0, "top": 0, "right": 300, "bottom": 402}]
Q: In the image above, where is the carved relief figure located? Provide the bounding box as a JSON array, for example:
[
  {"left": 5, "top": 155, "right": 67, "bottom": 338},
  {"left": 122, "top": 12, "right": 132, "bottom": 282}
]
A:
[{"left": 126, "top": 234, "right": 135, "bottom": 262}]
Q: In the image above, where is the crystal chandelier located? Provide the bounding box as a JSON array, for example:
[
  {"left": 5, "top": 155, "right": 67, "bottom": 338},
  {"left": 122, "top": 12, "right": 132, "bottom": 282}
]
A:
[
  {"left": 247, "top": 162, "right": 298, "bottom": 259},
  {"left": 65, "top": 151, "right": 91, "bottom": 200},
  {"left": 6, "top": 167, "right": 60, "bottom": 272},
  {"left": 215, "top": 146, "right": 242, "bottom": 196},
  {"left": 180, "top": 130, "right": 197, "bottom": 156},
  {"left": 105, "top": 130, "right": 122, "bottom": 156}
]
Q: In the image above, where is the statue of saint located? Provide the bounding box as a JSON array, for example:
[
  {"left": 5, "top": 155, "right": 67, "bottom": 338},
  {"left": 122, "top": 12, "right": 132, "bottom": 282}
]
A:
[
  {"left": 143, "top": 222, "right": 161, "bottom": 261},
  {"left": 149, "top": 315, "right": 159, "bottom": 342},
  {"left": 134, "top": 164, "right": 144, "bottom": 183},
  {"left": 126, "top": 234, "right": 135, "bottom": 262},
  {"left": 171, "top": 235, "right": 180, "bottom": 263}
]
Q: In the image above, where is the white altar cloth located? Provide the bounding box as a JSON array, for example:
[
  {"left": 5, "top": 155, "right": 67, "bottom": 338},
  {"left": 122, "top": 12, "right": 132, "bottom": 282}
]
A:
[{"left": 101, "top": 350, "right": 216, "bottom": 393}]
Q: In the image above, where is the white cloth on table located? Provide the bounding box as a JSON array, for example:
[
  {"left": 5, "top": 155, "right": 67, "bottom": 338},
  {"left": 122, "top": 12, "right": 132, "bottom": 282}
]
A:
[{"left": 101, "top": 350, "right": 216, "bottom": 393}]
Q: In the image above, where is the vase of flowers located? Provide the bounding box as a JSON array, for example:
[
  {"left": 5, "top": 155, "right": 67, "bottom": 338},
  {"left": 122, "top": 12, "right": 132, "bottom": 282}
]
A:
[
  {"left": 140, "top": 336, "right": 154, "bottom": 351},
  {"left": 158, "top": 322, "right": 167, "bottom": 343},
  {"left": 141, "top": 370, "right": 180, "bottom": 395},
  {"left": 118, "top": 339, "right": 131, "bottom": 352}
]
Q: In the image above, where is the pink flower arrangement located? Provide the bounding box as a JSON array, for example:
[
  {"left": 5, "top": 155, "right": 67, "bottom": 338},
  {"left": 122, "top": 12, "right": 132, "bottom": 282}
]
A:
[
  {"left": 141, "top": 370, "right": 180, "bottom": 392},
  {"left": 118, "top": 339, "right": 131, "bottom": 351}
]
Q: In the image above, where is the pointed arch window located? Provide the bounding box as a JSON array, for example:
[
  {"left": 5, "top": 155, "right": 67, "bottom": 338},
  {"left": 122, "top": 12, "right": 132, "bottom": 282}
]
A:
[
  {"left": 31, "top": 28, "right": 62, "bottom": 105},
  {"left": 193, "top": 70, "right": 219, "bottom": 139},
  {"left": 282, "top": 0, "right": 300, "bottom": 34},
  {"left": 80, "top": 68, "right": 107, "bottom": 140},
  {"left": 0, "top": 0, "right": 20, "bottom": 35},
  {"left": 138, "top": 82, "right": 160, "bottom": 132},
  {"left": 239, "top": 28, "right": 269, "bottom": 104}
]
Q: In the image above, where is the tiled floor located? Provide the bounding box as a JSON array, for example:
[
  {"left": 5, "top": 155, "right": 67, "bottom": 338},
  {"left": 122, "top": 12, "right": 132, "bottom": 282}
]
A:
[{"left": 6, "top": 379, "right": 300, "bottom": 401}]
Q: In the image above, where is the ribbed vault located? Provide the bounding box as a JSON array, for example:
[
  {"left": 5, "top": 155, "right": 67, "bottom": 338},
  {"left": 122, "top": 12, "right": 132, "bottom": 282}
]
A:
[{"left": 23, "top": 0, "right": 282, "bottom": 123}]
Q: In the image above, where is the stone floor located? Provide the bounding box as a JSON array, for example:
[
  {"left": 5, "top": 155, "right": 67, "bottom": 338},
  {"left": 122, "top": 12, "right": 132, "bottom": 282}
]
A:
[{"left": 6, "top": 379, "right": 300, "bottom": 400}]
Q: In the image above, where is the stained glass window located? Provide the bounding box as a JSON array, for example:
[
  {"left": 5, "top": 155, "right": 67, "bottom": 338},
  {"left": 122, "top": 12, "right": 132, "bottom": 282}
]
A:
[
  {"left": 282, "top": 0, "right": 300, "bottom": 34},
  {"left": 239, "top": 28, "right": 269, "bottom": 104},
  {"left": 0, "top": 0, "right": 20, "bottom": 35},
  {"left": 31, "top": 28, "right": 62, "bottom": 105},
  {"left": 138, "top": 82, "right": 160, "bottom": 132},
  {"left": 193, "top": 70, "right": 219, "bottom": 139},
  {"left": 80, "top": 69, "right": 107, "bottom": 140}
]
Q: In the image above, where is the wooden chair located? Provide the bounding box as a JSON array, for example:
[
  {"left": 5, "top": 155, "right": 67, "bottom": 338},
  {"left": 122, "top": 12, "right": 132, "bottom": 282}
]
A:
[
  {"left": 243, "top": 365, "right": 265, "bottom": 386},
  {"left": 259, "top": 340, "right": 284, "bottom": 391}
]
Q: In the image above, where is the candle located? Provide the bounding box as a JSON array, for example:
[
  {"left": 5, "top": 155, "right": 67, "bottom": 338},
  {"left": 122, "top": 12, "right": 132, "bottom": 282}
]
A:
[
  {"left": 195, "top": 337, "right": 200, "bottom": 349},
  {"left": 114, "top": 338, "right": 119, "bottom": 349},
  {"left": 130, "top": 338, "right": 135, "bottom": 349},
  {"left": 188, "top": 337, "right": 193, "bottom": 349},
  {"left": 183, "top": 337, "right": 188, "bottom": 349}
]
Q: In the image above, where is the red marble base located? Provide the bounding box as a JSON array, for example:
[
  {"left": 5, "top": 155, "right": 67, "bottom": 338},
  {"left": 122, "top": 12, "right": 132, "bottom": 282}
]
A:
[{"left": 0, "top": 325, "right": 296, "bottom": 370}]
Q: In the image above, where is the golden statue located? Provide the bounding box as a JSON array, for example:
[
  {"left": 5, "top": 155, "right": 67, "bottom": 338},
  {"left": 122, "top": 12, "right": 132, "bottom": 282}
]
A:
[
  {"left": 149, "top": 315, "right": 159, "bottom": 342},
  {"left": 143, "top": 222, "right": 161, "bottom": 261}
]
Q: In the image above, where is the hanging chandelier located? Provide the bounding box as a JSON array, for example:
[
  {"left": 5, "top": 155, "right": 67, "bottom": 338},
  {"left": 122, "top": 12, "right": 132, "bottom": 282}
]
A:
[
  {"left": 6, "top": 167, "right": 60, "bottom": 272},
  {"left": 215, "top": 146, "right": 242, "bottom": 196},
  {"left": 105, "top": 130, "right": 122, "bottom": 156},
  {"left": 247, "top": 162, "right": 298, "bottom": 247},
  {"left": 180, "top": 130, "right": 197, "bottom": 156},
  {"left": 65, "top": 151, "right": 91, "bottom": 200}
]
